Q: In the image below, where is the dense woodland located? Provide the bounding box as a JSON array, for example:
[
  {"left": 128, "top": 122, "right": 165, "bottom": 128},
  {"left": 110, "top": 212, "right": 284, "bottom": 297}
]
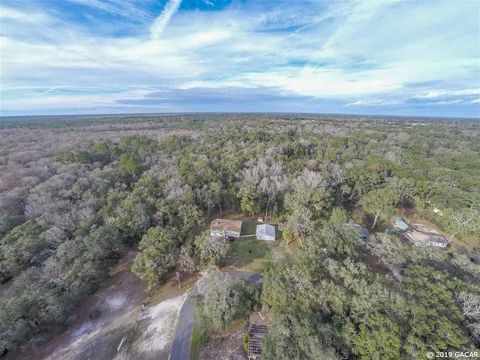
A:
[{"left": 0, "top": 114, "right": 479, "bottom": 359}]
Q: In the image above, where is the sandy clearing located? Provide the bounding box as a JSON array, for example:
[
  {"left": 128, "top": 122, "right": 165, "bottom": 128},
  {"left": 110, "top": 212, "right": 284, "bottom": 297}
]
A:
[
  {"left": 127, "top": 295, "right": 185, "bottom": 359},
  {"left": 12, "top": 251, "right": 194, "bottom": 360},
  {"left": 42, "top": 291, "right": 183, "bottom": 360}
]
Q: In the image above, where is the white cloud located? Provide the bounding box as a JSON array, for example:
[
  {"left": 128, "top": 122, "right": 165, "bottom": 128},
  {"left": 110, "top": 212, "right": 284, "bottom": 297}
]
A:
[
  {"left": 0, "top": 0, "right": 479, "bottom": 115},
  {"left": 346, "top": 99, "right": 394, "bottom": 107},
  {"left": 418, "top": 89, "right": 480, "bottom": 99},
  {"left": 431, "top": 99, "right": 464, "bottom": 105},
  {"left": 238, "top": 66, "right": 402, "bottom": 98},
  {"left": 150, "top": 0, "right": 183, "bottom": 40},
  {"left": 65, "top": 0, "right": 151, "bottom": 20},
  {"left": 0, "top": 6, "right": 49, "bottom": 23}
]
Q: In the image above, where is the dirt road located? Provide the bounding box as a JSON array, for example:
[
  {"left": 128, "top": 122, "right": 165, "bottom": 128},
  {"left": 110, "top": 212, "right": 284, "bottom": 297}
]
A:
[{"left": 169, "top": 272, "right": 262, "bottom": 360}]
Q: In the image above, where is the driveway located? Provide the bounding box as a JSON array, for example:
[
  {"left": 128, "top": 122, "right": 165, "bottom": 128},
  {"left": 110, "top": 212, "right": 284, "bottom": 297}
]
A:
[{"left": 169, "top": 272, "right": 263, "bottom": 360}]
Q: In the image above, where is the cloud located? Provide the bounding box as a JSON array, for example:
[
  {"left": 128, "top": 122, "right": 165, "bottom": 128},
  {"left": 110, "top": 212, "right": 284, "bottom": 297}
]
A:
[
  {"left": 0, "top": 0, "right": 479, "bottom": 117},
  {"left": 65, "top": 0, "right": 152, "bottom": 21},
  {"left": 0, "top": 6, "right": 50, "bottom": 23},
  {"left": 347, "top": 99, "right": 388, "bottom": 107},
  {"left": 150, "top": 0, "right": 183, "bottom": 40},
  {"left": 418, "top": 89, "right": 480, "bottom": 99},
  {"left": 431, "top": 99, "right": 464, "bottom": 105}
]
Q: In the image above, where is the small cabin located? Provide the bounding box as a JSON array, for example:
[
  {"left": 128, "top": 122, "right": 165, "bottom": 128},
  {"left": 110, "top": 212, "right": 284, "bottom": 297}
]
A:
[
  {"left": 210, "top": 219, "right": 242, "bottom": 238},
  {"left": 256, "top": 224, "right": 275, "bottom": 241}
]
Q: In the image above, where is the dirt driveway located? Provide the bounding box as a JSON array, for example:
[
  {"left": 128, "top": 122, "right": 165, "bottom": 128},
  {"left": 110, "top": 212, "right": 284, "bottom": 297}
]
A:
[{"left": 21, "top": 251, "right": 183, "bottom": 360}]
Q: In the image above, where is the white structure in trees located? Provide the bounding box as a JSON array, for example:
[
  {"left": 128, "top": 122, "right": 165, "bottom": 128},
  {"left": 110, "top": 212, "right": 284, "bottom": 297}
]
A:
[{"left": 256, "top": 224, "right": 276, "bottom": 241}]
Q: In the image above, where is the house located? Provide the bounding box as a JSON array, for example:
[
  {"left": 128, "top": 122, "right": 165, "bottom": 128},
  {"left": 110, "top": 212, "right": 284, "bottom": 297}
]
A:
[
  {"left": 256, "top": 224, "right": 275, "bottom": 241},
  {"left": 248, "top": 312, "right": 268, "bottom": 360},
  {"left": 210, "top": 219, "right": 242, "bottom": 238},
  {"left": 400, "top": 225, "right": 449, "bottom": 248}
]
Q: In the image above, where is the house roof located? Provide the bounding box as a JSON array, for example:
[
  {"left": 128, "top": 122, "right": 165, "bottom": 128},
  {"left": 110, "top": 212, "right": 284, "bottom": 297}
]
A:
[
  {"left": 210, "top": 219, "right": 242, "bottom": 233},
  {"left": 402, "top": 230, "right": 449, "bottom": 246},
  {"left": 256, "top": 224, "right": 275, "bottom": 237}
]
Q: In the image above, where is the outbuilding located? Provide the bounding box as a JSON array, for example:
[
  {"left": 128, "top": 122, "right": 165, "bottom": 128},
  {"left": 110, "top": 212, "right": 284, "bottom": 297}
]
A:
[{"left": 256, "top": 224, "right": 276, "bottom": 241}]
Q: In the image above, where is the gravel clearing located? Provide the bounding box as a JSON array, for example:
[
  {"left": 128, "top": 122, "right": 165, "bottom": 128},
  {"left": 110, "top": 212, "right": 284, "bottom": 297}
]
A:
[{"left": 128, "top": 295, "right": 184, "bottom": 359}]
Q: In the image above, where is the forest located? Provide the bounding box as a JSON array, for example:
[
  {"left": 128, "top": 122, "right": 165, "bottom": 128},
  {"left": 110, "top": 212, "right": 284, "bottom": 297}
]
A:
[{"left": 0, "top": 114, "right": 479, "bottom": 359}]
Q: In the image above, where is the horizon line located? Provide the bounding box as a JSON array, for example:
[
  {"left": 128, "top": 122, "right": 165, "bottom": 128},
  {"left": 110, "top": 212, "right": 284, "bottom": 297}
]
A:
[{"left": 1, "top": 110, "right": 479, "bottom": 121}]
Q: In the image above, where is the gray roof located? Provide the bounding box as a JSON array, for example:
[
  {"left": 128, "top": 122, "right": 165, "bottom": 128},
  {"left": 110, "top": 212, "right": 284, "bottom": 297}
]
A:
[{"left": 256, "top": 224, "right": 275, "bottom": 237}]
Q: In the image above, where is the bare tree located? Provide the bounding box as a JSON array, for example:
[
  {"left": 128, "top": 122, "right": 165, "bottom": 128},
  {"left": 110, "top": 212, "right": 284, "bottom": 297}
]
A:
[
  {"left": 456, "top": 292, "right": 480, "bottom": 341},
  {"left": 241, "top": 158, "right": 289, "bottom": 220},
  {"left": 178, "top": 244, "right": 196, "bottom": 274},
  {"left": 456, "top": 292, "right": 480, "bottom": 319},
  {"left": 447, "top": 205, "right": 480, "bottom": 240}
]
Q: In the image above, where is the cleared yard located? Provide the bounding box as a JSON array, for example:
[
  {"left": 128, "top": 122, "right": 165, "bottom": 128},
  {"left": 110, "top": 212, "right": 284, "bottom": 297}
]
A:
[
  {"left": 240, "top": 220, "right": 257, "bottom": 236},
  {"left": 228, "top": 236, "right": 271, "bottom": 258},
  {"left": 226, "top": 234, "right": 274, "bottom": 272}
]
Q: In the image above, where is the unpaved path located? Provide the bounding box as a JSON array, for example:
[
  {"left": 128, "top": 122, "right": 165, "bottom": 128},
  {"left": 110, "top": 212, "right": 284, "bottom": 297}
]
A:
[{"left": 169, "top": 272, "right": 262, "bottom": 360}]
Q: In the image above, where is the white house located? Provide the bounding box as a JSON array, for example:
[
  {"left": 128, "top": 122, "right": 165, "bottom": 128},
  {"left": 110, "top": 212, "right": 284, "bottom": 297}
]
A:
[{"left": 256, "top": 224, "right": 275, "bottom": 241}]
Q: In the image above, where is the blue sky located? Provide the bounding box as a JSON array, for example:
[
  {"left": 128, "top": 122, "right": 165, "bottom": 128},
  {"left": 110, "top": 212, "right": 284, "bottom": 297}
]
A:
[{"left": 0, "top": 0, "right": 479, "bottom": 117}]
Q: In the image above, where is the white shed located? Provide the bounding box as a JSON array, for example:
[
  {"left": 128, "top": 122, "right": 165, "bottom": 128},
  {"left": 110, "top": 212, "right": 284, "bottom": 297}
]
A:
[{"left": 256, "top": 224, "right": 275, "bottom": 241}]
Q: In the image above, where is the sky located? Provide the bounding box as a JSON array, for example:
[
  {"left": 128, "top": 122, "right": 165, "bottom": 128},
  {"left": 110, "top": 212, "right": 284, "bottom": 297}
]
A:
[{"left": 0, "top": 0, "right": 479, "bottom": 117}]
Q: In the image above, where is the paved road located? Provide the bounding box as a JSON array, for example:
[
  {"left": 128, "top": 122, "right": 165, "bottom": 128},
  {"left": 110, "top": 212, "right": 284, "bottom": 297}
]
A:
[{"left": 169, "top": 272, "right": 263, "bottom": 360}]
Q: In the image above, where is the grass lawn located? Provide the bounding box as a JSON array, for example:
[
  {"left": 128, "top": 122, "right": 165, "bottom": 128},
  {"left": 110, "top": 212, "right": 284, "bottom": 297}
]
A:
[
  {"left": 240, "top": 220, "right": 257, "bottom": 236},
  {"left": 228, "top": 236, "right": 271, "bottom": 258},
  {"left": 226, "top": 235, "right": 274, "bottom": 272}
]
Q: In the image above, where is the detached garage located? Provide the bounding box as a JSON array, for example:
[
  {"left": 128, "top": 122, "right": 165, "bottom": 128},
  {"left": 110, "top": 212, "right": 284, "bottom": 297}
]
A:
[{"left": 256, "top": 224, "right": 276, "bottom": 241}]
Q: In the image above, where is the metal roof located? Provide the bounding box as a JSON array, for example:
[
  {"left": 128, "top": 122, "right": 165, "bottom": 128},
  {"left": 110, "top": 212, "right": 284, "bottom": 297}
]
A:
[{"left": 256, "top": 224, "right": 275, "bottom": 236}]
